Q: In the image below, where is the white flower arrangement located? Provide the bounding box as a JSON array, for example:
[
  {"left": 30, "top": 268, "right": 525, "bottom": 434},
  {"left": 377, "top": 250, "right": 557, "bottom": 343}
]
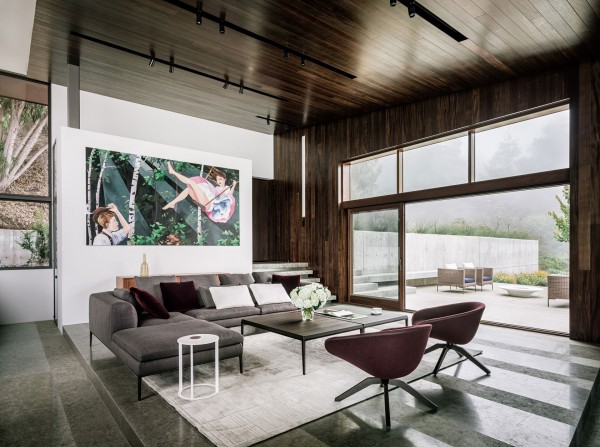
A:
[{"left": 289, "top": 283, "right": 331, "bottom": 311}]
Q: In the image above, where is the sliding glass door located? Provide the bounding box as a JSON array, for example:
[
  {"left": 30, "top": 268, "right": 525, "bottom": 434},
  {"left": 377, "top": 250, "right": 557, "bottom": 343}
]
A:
[{"left": 349, "top": 206, "right": 403, "bottom": 310}]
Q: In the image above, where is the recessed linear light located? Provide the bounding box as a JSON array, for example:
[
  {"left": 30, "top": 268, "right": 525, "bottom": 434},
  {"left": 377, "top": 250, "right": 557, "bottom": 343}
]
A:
[
  {"left": 70, "top": 31, "right": 288, "bottom": 102},
  {"left": 161, "top": 0, "right": 356, "bottom": 79}
]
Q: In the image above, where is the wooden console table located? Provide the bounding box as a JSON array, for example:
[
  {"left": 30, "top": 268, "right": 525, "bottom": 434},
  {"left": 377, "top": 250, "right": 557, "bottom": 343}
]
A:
[{"left": 116, "top": 273, "right": 222, "bottom": 289}]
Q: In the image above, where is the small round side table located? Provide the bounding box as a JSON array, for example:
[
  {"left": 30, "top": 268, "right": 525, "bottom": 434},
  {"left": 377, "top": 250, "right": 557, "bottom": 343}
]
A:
[{"left": 177, "top": 333, "right": 219, "bottom": 400}]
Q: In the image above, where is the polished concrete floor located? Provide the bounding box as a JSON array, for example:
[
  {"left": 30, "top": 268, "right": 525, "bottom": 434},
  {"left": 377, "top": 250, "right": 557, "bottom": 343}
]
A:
[{"left": 1, "top": 320, "right": 599, "bottom": 446}]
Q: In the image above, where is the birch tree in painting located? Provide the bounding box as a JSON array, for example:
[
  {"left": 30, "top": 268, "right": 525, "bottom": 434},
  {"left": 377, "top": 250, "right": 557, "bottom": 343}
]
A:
[
  {"left": 86, "top": 149, "right": 97, "bottom": 241},
  {"left": 197, "top": 164, "right": 204, "bottom": 241},
  {"left": 0, "top": 98, "right": 48, "bottom": 192},
  {"left": 128, "top": 154, "right": 142, "bottom": 238}
]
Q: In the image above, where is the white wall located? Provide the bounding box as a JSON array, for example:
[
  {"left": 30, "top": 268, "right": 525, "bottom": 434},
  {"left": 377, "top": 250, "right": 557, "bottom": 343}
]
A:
[
  {"left": 1, "top": 84, "right": 272, "bottom": 326},
  {"left": 51, "top": 86, "right": 273, "bottom": 179},
  {"left": 56, "top": 127, "right": 253, "bottom": 329}
]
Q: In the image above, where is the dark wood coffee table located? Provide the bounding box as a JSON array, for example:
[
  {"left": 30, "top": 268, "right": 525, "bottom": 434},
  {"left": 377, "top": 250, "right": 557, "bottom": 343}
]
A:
[{"left": 241, "top": 306, "right": 408, "bottom": 374}]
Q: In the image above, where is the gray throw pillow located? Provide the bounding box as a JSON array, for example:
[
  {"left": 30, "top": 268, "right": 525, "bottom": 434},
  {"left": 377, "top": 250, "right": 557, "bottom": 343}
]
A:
[
  {"left": 179, "top": 274, "right": 221, "bottom": 287},
  {"left": 134, "top": 275, "right": 177, "bottom": 304},
  {"left": 113, "top": 288, "right": 142, "bottom": 313},
  {"left": 198, "top": 287, "right": 216, "bottom": 308},
  {"left": 219, "top": 273, "right": 255, "bottom": 286},
  {"left": 252, "top": 272, "right": 273, "bottom": 284}
]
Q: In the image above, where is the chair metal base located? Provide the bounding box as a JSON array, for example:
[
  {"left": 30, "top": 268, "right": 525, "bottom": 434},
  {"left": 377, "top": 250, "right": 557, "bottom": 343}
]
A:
[
  {"left": 425, "top": 342, "right": 491, "bottom": 376},
  {"left": 335, "top": 376, "right": 438, "bottom": 428}
]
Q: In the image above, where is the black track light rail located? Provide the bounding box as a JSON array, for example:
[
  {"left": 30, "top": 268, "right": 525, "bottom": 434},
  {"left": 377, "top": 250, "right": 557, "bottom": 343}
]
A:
[
  {"left": 256, "top": 115, "right": 292, "bottom": 129},
  {"left": 70, "top": 31, "right": 288, "bottom": 102},
  {"left": 162, "top": 0, "right": 356, "bottom": 80},
  {"left": 393, "top": 0, "right": 467, "bottom": 42}
]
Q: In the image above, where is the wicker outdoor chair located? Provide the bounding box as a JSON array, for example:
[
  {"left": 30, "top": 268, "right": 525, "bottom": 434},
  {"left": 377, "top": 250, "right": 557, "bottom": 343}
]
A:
[
  {"left": 476, "top": 267, "right": 494, "bottom": 291},
  {"left": 547, "top": 274, "right": 569, "bottom": 306},
  {"left": 436, "top": 268, "right": 477, "bottom": 293}
]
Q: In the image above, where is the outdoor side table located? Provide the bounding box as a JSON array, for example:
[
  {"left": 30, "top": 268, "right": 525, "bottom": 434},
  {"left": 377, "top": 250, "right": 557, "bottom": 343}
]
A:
[{"left": 177, "top": 334, "right": 219, "bottom": 400}]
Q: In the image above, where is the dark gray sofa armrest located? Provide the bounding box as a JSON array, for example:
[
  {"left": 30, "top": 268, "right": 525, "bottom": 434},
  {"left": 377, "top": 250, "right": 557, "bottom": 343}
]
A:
[{"left": 89, "top": 292, "right": 138, "bottom": 349}]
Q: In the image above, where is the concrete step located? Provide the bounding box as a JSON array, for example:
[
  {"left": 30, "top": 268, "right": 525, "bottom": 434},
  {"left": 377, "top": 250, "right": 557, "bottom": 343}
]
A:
[
  {"left": 253, "top": 262, "right": 309, "bottom": 270},
  {"left": 253, "top": 269, "right": 314, "bottom": 277},
  {"left": 300, "top": 277, "right": 321, "bottom": 283},
  {"left": 353, "top": 282, "right": 378, "bottom": 293},
  {"left": 354, "top": 285, "right": 415, "bottom": 298},
  {"left": 353, "top": 273, "right": 398, "bottom": 283}
]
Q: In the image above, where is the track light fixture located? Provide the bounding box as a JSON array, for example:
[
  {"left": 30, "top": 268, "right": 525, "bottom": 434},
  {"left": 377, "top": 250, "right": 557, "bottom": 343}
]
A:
[
  {"left": 196, "top": 2, "right": 202, "bottom": 25},
  {"left": 408, "top": 0, "right": 416, "bottom": 18},
  {"left": 256, "top": 115, "right": 292, "bottom": 129},
  {"left": 283, "top": 49, "right": 289, "bottom": 60},
  {"left": 239, "top": 81, "right": 244, "bottom": 94},
  {"left": 148, "top": 53, "right": 156, "bottom": 67},
  {"left": 223, "top": 80, "right": 229, "bottom": 89},
  {"left": 70, "top": 31, "right": 287, "bottom": 101},
  {"left": 219, "top": 19, "right": 225, "bottom": 34},
  {"left": 390, "top": 0, "right": 397, "bottom": 6},
  {"left": 300, "top": 56, "right": 306, "bottom": 67}
]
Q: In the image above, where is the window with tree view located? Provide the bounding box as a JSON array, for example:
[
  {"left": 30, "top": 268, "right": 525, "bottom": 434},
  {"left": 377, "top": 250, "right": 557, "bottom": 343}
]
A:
[{"left": 0, "top": 93, "right": 50, "bottom": 268}]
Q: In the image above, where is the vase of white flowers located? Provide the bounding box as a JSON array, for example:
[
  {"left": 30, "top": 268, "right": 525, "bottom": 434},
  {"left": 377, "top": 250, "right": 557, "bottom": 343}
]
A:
[{"left": 289, "top": 283, "right": 332, "bottom": 321}]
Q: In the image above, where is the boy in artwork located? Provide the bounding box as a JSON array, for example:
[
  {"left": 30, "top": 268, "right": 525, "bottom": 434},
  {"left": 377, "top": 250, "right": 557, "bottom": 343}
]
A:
[{"left": 92, "top": 203, "right": 132, "bottom": 245}]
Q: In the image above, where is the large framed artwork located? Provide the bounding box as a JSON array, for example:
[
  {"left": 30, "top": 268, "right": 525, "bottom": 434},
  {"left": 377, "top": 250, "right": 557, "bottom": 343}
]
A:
[{"left": 85, "top": 147, "right": 240, "bottom": 246}]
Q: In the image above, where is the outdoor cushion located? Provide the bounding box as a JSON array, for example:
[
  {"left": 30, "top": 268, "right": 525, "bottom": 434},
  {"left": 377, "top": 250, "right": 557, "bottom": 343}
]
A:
[
  {"left": 185, "top": 306, "right": 260, "bottom": 322},
  {"left": 463, "top": 262, "right": 475, "bottom": 268},
  {"left": 219, "top": 273, "right": 255, "bottom": 285},
  {"left": 160, "top": 281, "right": 200, "bottom": 312},
  {"left": 211, "top": 285, "right": 255, "bottom": 309},
  {"left": 483, "top": 276, "right": 493, "bottom": 281},
  {"left": 112, "top": 320, "right": 243, "bottom": 362},
  {"left": 464, "top": 278, "right": 475, "bottom": 283},
  {"left": 444, "top": 263, "right": 458, "bottom": 269},
  {"left": 249, "top": 283, "right": 292, "bottom": 305},
  {"left": 138, "top": 312, "right": 194, "bottom": 327},
  {"left": 252, "top": 271, "right": 273, "bottom": 284},
  {"left": 133, "top": 275, "right": 177, "bottom": 305}
]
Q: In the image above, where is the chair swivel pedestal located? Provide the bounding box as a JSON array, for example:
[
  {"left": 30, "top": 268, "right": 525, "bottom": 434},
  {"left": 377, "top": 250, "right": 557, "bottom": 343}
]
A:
[
  {"left": 325, "top": 324, "right": 437, "bottom": 429},
  {"left": 413, "top": 302, "right": 490, "bottom": 377}
]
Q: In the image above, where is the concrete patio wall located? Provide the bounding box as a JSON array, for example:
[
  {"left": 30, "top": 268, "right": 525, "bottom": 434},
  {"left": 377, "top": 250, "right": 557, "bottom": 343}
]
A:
[
  {"left": 353, "top": 231, "right": 539, "bottom": 276},
  {"left": 0, "top": 229, "right": 32, "bottom": 267}
]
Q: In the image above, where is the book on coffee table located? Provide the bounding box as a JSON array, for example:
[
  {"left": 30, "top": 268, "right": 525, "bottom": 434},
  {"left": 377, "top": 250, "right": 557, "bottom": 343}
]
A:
[{"left": 319, "top": 308, "right": 367, "bottom": 319}]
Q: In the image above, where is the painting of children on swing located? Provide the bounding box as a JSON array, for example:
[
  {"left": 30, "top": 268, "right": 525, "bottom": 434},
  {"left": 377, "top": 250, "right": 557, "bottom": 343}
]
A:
[{"left": 85, "top": 147, "right": 240, "bottom": 246}]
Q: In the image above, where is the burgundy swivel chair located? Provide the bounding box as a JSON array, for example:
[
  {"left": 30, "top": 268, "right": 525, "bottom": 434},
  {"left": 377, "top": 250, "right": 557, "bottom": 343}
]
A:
[
  {"left": 412, "top": 302, "right": 490, "bottom": 376},
  {"left": 325, "top": 324, "right": 437, "bottom": 428}
]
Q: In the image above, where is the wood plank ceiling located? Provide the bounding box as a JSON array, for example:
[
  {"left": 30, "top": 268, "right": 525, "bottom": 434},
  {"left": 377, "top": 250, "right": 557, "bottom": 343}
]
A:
[{"left": 27, "top": 0, "right": 599, "bottom": 134}]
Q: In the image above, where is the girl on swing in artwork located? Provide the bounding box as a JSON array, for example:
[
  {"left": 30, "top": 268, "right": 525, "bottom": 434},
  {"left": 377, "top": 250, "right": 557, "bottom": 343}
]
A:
[{"left": 162, "top": 162, "right": 237, "bottom": 223}]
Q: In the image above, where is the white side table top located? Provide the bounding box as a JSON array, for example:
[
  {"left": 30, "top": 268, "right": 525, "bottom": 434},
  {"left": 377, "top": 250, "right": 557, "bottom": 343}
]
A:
[{"left": 178, "top": 334, "right": 219, "bottom": 346}]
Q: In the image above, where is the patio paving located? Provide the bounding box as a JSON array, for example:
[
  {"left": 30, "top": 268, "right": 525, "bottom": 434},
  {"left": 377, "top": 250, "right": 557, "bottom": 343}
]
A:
[{"left": 405, "top": 283, "right": 569, "bottom": 334}]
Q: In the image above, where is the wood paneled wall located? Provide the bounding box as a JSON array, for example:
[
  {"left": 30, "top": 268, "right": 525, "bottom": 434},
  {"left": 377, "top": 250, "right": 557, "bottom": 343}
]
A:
[{"left": 262, "top": 61, "right": 600, "bottom": 342}]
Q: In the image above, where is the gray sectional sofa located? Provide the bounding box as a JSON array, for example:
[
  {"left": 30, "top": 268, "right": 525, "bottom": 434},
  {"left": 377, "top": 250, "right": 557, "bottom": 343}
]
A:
[{"left": 89, "top": 273, "right": 297, "bottom": 399}]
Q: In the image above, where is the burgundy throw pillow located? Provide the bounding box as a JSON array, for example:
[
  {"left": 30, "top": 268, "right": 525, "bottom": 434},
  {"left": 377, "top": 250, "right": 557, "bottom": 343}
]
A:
[
  {"left": 160, "top": 281, "right": 200, "bottom": 312},
  {"left": 272, "top": 274, "right": 301, "bottom": 295},
  {"left": 130, "top": 287, "right": 170, "bottom": 319}
]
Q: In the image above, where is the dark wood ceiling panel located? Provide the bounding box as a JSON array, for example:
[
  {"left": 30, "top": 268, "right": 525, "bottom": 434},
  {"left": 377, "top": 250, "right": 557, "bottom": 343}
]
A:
[{"left": 25, "top": 0, "right": 600, "bottom": 134}]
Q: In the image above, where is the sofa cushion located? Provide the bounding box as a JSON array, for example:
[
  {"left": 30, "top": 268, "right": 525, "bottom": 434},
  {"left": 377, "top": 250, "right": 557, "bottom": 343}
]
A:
[
  {"left": 112, "top": 320, "right": 243, "bottom": 362},
  {"left": 113, "top": 288, "right": 142, "bottom": 313},
  {"left": 218, "top": 273, "right": 255, "bottom": 286},
  {"left": 134, "top": 275, "right": 177, "bottom": 305},
  {"left": 179, "top": 274, "right": 221, "bottom": 287},
  {"left": 185, "top": 306, "right": 260, "bottom": 322},
  {"left": 272, "top": 274, "right": 301, "bottom": 294},
  {"left": 249, "top": 283, "right": 292, "bottom": 305},
  {"left": 258, "top": 302, "right": 297, "bottom": 315},
  {"left": 160, "top": 281, "right": 201, "bottom": 312},
  {"left": 198, "top": 287, "right": 217, "bottom": 308},
  {"left": 211, "top": 285, "right": 254, "bottom": 309},
  {"left": 130, "top": 287, "right": 170, "bottom": 319},
  {"left": 138, "top": 312, "right": 195, "bottom": 327},
  {"left": 252, "top": 272, "right": 272, "bottom": 284}
]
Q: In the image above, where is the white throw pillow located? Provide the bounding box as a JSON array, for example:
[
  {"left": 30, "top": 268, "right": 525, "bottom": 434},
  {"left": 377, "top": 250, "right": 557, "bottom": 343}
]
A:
[
  {"left": 249, "top": 283, "right": 292, "bottom": 306},
  {"left": 444, "top": 263, "right": 458, "bottom": 269},
  {"left": 463, "top": 262, "right": 475, "bottom": 268},
  {"left": 210, "top": 285, "right": 254, "bottom": 309}
]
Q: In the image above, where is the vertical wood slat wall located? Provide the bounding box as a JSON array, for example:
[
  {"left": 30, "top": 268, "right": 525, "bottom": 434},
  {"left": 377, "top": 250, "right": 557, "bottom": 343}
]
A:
[{"left": 259, "top": 60, "right": 600, "bottom": 342}]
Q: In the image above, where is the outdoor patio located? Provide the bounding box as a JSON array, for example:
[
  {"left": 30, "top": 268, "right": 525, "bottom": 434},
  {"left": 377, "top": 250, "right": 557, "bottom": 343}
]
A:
[{"left": 404, "top": 283, "right": 569, "bottom": 334}]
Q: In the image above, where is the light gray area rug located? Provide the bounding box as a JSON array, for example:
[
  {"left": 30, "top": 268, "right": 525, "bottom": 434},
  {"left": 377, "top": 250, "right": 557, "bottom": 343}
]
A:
[{"left": 143, "top": 330, "right": 438, "bottom": 447}]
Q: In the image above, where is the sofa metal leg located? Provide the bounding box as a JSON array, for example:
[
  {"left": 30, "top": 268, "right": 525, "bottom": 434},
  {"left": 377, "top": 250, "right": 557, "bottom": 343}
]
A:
[
  {"left": 138, "top": 376, "right": 142, "bottom": 401},
  {"left": 89, "top": 331, "right": 93, "bottom": 346},
  {"left": 239, "top": 354, "right": 244, "bottom": 373}
]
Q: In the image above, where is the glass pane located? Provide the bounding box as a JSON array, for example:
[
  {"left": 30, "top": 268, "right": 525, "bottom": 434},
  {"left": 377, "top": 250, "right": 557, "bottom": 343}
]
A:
[
  {"left": 404, "top": 186, "right": 569, "bottom": 333},
  {"left": 352, "top": 209, "right": 399, "bottom": 300},
  {"left": 0, "top": 201, "right": 50, "bottom": 268},
  {"left": 349, "top": 153, "right": 397, "bottom": 200},
  {"left": 475, "top": 110, "right": 569, "bottom": 181},
  {"left": 0, "top": 96, "right": 49, "bottom": 196},
  {"left": 403, "top": 135, "right": 468, "bottom": 192}
]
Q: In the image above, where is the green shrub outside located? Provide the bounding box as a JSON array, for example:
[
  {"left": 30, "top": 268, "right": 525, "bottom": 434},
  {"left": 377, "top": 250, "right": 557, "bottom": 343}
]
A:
[
  {"left": 493, "top": 271, "right": 549, "bottom": 287},
  {"left": 539, "top": 255, "right": 569, "bottom": 274}
]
